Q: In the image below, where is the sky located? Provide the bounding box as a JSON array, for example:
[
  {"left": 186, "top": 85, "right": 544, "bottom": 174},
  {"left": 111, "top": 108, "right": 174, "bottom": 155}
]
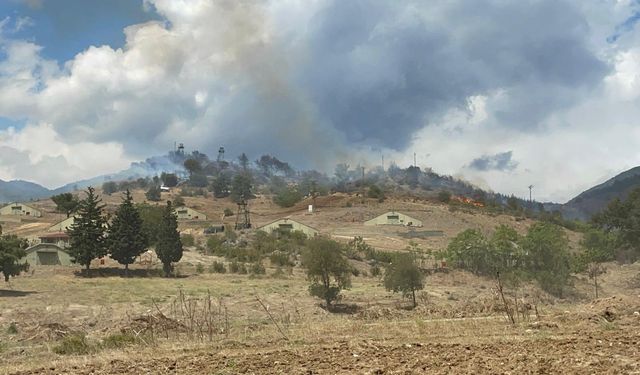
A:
[{"left": 0, "top": 0, "right": 640, "bottom": 203}]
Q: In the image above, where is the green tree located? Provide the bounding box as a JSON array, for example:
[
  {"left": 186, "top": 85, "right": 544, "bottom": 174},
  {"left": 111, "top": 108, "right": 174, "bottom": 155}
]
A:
[
  {"left": 102, "top": 181, "right": 118, "bottom": 195},
  {"left": 212, "top": 172, "right": 231, "bottom": 198},
  {"left": 446, "top": 229, "right": 493, "bottom": 275},
  {"left": 367, "top": 184, "right": 385, "bottom": 200},
  {"left": 183, "top": 158, "right": 202, "bottom": 178},
  {"left": 383, "top": 253, "right": 424, "bottom": 308},
  {"left": 189, "top": 173, "right": 208, "bottom": 188},
  {"left": 107, "top": 190, "right": 149, "bottom": 276},
  {"left": 0, "top": 231, "right": 29, "bottom": 282},
  {"left": 273, "top": 186, "right": 303, "bottom": 208},
  {"left": 67, "top": 187, "right": 108, "bottom": 276},
  {"left": 521, "top": 222, "right": 571, "bottom": 297},
  {"left": 155, "top": 201, "right": 183, "bottom": 277},
  {"left": 51, "top": 193, "right": 79, "bottom": 218},
  {"left": 231, "top": 172, "right": 253, "bottom": 203},
  {"left": 302, "top": 237, "right": 351, "bottom": 310},
  {"left": 145, "top": 185, "right": 161, "bottom": 201},
  {"left": 592, "top": 187, "right": 640, "bottom": 263},
  {"left": 579, "top": 228, "right": 616, "bottom": 298},
  {"left": 490, "top": 225, "right": 523, "bottom": 271},
  {"left": 238, "top": 153, "right": 249, "bottom": 171},
  {"left": 507, "top": 195, "right": 520, "bottom": 211},
  {"left": 137, "top": 203, "right": 165, "bottom": 246}
]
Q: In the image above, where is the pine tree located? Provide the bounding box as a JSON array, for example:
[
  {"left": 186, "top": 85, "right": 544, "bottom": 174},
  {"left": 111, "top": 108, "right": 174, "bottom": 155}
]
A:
[
  {"left": 155, "top": 201, "right": 183, "bottom": 277},
  {"left": 67, "top": 187, "right": 107, "bottom": 276},
  {"left": 0, "top": 230, "right": 29, "bottom": 282},
  {"left": 107, "top": 190, "right": 148, "bottom": 276}
]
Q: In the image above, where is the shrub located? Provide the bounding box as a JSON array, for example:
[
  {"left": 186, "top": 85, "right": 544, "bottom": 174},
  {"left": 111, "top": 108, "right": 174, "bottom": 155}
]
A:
[
  {"left": 7, "top": 322, "right": 17, "bottom": 334},
  {"left": 209, "top": 261, "right": 226, "bottom": 274},
  {"left": 181, "top": 234, "right": 195, "bottom": 247},
  {"left": 224, "top": 208, "right": 234, "bottom": 217},
  {"left": 173, "top": 196, "right": 185, "bottom": 207},
  {"left": 101, "top": 333, "right": 138, "bottom": 349},
  {"left": 367, "top": 185, "right": 385, "bottom": 200},
  {"left": 370, "top": 264, "right": 381, "bottom": 277},
  {"left": 438, "top": 190, "right": 451, "bottom": 203},
  {"left": 272, "top": 266, "right": 286, "bottom": 278},
  {"left": 229, "top": 261, "right": 247, "bottom": 274},
  {"left": 53, "top": 333, "right": 94, "bottom": 355},
  {"left": 195, "top": 263, "right": 205, "bottom": 274},
  {"left": 273, "top": 187, "right": 303, "bottom": 208},
  {"left": 206, "top": 236, "right": 226, "bottom": 256},
  {"left": 250, "top": 261, "right": 266, "bottom": 275},
  {"left": 270, "top": 251, "right": 293, "bottom": 267}
]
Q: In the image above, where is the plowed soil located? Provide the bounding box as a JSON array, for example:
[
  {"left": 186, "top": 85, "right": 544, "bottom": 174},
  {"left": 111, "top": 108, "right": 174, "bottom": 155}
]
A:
[{"left": 11, "top": 329, "right": 640, "bottom": 374}]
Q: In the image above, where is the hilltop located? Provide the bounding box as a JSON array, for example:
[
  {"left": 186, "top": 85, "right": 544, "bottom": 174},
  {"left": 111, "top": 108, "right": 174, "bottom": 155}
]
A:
[{"left": 561, "top": 166, "right": 640, "bottom": 220}]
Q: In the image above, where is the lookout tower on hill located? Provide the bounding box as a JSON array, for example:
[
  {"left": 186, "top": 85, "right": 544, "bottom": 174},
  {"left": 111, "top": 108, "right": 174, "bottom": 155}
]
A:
[{"left": 235, "top": 196, "right": 251, "bottom": 230}]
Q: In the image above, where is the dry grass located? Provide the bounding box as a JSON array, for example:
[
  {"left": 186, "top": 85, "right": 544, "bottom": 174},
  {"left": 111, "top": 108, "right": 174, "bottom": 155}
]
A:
[{"left": 1, "top": 260, "right": 639, "bottom": 374}]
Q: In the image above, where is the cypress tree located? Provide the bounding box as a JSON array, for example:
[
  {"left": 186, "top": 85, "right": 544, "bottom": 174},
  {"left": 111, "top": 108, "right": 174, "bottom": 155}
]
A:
[
  {"left": 155, "top": 201, "right": 183, "bottom": 277},
  {"left": 67, "top": 187, "right": 107, "bottom": 276},
  {"left": 107, "top": 190, "right": 148, "bottom": 276},
  {"left": 0, "top": 230, "right": 29, "bottom": 282}
]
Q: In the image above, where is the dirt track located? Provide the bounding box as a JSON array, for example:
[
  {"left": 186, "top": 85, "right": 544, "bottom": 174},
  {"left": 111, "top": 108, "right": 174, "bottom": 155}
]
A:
[{"left": 11, "top": 329, "right": 639, "bottom": 375}]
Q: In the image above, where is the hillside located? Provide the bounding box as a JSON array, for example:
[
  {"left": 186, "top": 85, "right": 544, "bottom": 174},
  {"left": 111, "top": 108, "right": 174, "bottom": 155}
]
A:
[
  {"left": 561, "top": 166, "right": 640, "bottom": 220},
  {"left": 0, "top": 155, "right": 183, "bottom": 204},
  {"left": 0, "top": 179, "right": 51, "bottom": 203}
]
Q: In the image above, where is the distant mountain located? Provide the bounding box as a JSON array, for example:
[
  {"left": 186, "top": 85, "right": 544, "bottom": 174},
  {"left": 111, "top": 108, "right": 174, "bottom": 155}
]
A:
[
  {"left": 561, "top": 166, "right": 640, "bottom": 221},
  {"left": 0, "top": 154, "right": 184, "bottom": 204},
  {"left": 0, "top": 179, "right": 51, "bottom": 203}
]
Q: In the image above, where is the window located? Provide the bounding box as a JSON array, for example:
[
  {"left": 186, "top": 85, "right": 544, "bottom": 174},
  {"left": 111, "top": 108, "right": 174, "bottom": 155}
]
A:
[{"left": 387, "top": 215, "right": 399, "bottom": 220}]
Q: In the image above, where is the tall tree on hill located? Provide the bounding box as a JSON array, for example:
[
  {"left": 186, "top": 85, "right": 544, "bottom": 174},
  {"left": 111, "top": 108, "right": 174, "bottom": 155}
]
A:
[
  {"left": 51, "top": 193, "right": 79, "bottom": 218},
  {"left": 231, "top": 172, "right": 254, "bottom": 203},
  {"left": 107, "top": 190, "right": 148, "bottom": 276},
  {"left": 0, "top": 227, "right": 29, "bottom": 282},
  {"left": 155, "top": 201, "right": 183, "bottom": 277},
  {"left": 238, "top": 153, "right": 249, "bottom": 171},
  {"left": 67, "top": 187, "right": 107, "bottom": 276},
  {"left": 183, "top": 158, "right": 202, "bottom": 178}
]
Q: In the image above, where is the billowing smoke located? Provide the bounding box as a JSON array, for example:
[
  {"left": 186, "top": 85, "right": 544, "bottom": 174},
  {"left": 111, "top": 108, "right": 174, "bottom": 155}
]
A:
[{"left": 0, "top": 0, "right": 614, "bottom": 191}]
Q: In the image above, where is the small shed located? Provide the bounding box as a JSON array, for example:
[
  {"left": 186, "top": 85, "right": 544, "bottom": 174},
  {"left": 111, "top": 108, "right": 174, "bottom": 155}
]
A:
[
  {"left": 174, "top": 207, "right": 208, "bottom": 221},
  {"left": 364, "top": 211, "right": 423, "bottom": 227},
  {"left": 48, "top": 216, "right": 77, "bottom": 232},
  {"left": 22, "top": 233, "right": 73, "bottom": 266},
  {"left": 257, "top": 218, "right": 319, "bottom": 237},
  {"left": 0, "top": 202, "right": 42, "bottom": 218}
]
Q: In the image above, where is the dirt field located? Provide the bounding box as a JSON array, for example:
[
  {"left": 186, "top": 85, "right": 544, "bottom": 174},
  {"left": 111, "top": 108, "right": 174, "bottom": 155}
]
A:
[{"left": 1, "top": 261, "right": 639, "bottom": 374}]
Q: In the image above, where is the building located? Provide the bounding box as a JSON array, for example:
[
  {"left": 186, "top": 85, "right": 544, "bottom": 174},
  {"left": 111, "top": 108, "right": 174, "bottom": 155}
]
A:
[
  {"left": 257, "top": 218, "right": 319, "bottom": 237},
  {"left": 22, "top": 232, "right": 73, "bottom": 266},
  {"left": 0, "top": 202, "right": 42, "bottom": 218},
  {"left": 48, "top": 216, "right": 77, "bottom": 232},
  {"left": 364, "top": 211, "right": 423, "bottom": 227},
  {"left": 174, "top": 206, "right": 208, "bottom": 221}
]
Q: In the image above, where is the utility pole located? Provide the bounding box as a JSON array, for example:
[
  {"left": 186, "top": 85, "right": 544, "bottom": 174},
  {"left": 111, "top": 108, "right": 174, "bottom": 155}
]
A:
[
  {"left": 413, "top": 152, "right": 417, "bottom": 168},
  {"left": 528, "top": 185, "right": 533, "bottom": 203},
  {"left": 381, "top": 154, "right": 384, "bottom": 171},
  {"left": 361, "top": 166, "right": 365, "bottom": 204}
]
